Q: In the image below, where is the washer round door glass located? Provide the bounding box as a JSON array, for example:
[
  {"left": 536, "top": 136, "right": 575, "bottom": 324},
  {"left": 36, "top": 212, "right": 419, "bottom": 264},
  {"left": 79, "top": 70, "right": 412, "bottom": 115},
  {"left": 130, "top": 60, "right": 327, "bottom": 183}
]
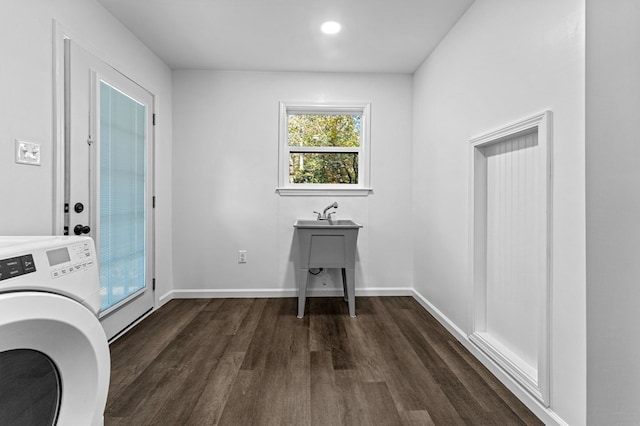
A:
[{"left": 0, "top": 349, "right": 61, "bottom": 425}]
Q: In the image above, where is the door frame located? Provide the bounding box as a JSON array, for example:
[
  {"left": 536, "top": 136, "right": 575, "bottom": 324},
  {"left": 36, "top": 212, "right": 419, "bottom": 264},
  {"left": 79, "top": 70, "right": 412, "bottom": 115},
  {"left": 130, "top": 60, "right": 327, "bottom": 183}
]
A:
[{"left": 52, "top": 21, "right": 157, "bottom": 336}]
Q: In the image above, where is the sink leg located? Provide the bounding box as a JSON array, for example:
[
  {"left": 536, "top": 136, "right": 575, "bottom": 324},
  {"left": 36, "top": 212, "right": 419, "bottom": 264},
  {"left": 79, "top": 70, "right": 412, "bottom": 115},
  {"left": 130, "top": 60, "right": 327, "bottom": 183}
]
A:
[
  {"left": 344, "top": 268, "right": 356, "bottom": 318},
  {"left": 341, "top": 268, "right": 348, "bottom": 302},
  {"left": 297, "top": 268, "right": 309, "bottom": 318}
]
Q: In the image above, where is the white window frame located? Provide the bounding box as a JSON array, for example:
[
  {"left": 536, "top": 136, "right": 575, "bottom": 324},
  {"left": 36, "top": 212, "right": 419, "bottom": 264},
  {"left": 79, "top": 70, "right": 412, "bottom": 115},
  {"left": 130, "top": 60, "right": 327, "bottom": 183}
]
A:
[{"left": 277, "top": 101, "right": 372, "bottom": 196}]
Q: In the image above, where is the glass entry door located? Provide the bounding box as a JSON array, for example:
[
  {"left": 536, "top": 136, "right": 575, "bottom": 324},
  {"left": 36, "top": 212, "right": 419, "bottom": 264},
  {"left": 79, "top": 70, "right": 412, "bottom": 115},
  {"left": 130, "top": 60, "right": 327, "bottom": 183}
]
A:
[
  {"left": 98, "top": 81, "right": 148, "bottom": 314},
  {"left": 65, "top": 40, "right": 154, "bottom": 340}
]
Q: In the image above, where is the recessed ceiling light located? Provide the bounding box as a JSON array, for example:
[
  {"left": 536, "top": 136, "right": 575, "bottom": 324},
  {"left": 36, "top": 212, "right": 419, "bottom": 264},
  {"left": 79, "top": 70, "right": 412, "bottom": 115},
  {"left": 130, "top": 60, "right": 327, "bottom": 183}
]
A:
[{"left": 321, "top": 21, "right": 341, "bottom": 35}]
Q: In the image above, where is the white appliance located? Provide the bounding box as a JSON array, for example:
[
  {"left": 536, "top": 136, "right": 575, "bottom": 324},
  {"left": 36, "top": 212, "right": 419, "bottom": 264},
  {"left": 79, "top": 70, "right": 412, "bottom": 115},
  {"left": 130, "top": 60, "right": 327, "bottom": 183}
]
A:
[{"left": 0, "top": 236, "right": 110, "bottom": 426}]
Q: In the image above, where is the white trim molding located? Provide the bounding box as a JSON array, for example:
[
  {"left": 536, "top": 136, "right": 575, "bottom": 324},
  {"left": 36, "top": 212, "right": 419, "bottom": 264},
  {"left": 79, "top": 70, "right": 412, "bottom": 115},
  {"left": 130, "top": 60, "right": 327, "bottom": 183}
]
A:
[
  {"left": 468, "top": 110, "right": 553, "bottom": 407},
  {"left": 276, "top": 187, "right": 373, "bottom": 196},
  {"left": 52, "top": 20, "right": 70, "bottom": 235}
]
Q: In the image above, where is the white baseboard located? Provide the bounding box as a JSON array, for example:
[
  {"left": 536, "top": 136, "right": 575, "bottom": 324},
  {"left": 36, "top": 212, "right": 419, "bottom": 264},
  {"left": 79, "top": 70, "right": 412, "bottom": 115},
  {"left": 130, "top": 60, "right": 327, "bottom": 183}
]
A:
[
  {"left": 158, "top": 286, "right": 413, "bottom": 305},
  {"left": 410, "top": 289, "right": 568, "bottom": 426}
]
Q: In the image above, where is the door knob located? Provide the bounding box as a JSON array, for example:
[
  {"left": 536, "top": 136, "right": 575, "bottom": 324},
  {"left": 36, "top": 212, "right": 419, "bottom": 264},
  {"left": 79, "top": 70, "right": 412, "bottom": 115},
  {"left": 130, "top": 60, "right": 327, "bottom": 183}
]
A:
[{"left": 73, "top": 224, "right": 91, "bottom": 235}]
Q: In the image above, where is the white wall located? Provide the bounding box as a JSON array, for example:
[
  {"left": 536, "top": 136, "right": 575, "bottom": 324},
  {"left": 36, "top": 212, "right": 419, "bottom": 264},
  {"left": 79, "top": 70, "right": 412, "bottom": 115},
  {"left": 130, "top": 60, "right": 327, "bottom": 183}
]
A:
[
  {"left": 412, "top": 0, "right": 585, "bottom": 424},
  {"left": 586, "top": 0, "right": 640, "bottom": 423},
  {"left": 0, "top": 0, "right": 174, "bottom": 303},
  {"left": 171, "top": 71, "right": 413, "bottom": 298}
]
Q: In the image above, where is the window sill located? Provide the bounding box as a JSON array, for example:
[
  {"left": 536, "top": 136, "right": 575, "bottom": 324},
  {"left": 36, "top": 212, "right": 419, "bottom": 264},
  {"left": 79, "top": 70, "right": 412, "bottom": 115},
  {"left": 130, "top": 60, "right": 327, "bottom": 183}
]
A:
[{"left": 276, "top": 187, "right": 373, "bottom": 197}]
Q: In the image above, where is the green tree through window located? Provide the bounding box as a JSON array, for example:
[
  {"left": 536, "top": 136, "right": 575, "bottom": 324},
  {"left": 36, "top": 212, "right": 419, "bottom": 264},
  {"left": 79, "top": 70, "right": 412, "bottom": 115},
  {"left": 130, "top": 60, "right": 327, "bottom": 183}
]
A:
[{"left": 288, "top": 114, "right": 361, "bottom": 184}]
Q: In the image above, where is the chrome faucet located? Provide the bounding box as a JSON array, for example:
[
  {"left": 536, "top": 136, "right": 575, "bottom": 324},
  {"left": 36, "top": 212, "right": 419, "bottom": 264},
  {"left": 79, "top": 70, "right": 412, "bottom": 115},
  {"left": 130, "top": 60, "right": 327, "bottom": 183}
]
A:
[{"left": 314, "top": 202, "right": 338, "bottom": 220}]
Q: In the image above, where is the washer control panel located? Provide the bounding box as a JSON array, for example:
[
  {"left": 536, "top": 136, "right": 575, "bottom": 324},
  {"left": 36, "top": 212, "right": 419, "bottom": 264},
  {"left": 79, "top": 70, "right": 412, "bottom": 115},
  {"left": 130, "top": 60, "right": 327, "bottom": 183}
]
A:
[
  {"left": 46, "top": 240, "right": 96, "bottom": 279},
  {"left": 0, "top": 254, "right": 36, "bottom": 281},
  {"left": 0, "top": 236, "right": 101, "bottom": 313},
  {"left": 0, "top": 240, "right": 95, "bottom": 282}
]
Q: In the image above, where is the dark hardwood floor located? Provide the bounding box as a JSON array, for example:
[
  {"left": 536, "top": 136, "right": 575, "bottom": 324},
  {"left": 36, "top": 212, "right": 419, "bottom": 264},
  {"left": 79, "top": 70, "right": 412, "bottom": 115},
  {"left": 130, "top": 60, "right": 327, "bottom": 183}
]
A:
[{"left": 105, "top": 297, "right": 542, "bottom": 425}]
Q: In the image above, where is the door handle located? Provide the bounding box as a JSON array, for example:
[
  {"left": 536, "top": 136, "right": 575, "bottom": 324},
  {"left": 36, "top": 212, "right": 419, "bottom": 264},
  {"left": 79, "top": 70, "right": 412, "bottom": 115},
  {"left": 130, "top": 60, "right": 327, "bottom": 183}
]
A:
[{"left": 73, "top": 224, "right": 91, "bottom": 235}]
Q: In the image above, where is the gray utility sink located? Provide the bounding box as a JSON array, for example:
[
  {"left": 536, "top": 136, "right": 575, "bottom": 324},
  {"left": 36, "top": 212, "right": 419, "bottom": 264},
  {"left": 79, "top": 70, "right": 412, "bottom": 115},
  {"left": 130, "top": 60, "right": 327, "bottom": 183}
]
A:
[{"left": 293, "top": 219, "right": 363, "bottom": 318}]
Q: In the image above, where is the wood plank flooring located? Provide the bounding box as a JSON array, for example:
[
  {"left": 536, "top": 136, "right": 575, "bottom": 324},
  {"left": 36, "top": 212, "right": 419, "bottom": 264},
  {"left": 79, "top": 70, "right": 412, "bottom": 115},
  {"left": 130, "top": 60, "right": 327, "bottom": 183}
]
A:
[{"left": 105, "top": 297, "right": 542, "bottom": 425}]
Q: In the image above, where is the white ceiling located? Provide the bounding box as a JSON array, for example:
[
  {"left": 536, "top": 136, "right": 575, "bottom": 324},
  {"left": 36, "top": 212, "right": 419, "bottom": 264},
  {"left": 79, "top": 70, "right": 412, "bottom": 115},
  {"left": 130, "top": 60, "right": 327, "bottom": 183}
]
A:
[{"left": 97, "top": 0, "right": 474, "bottom": 73}]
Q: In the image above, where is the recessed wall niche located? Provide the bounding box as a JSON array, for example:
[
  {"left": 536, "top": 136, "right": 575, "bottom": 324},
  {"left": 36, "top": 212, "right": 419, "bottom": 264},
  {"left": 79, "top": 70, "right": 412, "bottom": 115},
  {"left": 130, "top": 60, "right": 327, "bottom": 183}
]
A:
[{"left": 469, "top": 111, "right": 552, "bottom": 406}]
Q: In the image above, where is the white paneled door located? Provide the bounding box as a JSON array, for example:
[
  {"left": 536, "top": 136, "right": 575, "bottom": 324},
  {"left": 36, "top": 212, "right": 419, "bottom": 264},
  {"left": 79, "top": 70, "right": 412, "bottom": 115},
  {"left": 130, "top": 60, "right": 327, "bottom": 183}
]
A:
[{"left": 65, "top": 40, "right": 154, "bottom": 340}]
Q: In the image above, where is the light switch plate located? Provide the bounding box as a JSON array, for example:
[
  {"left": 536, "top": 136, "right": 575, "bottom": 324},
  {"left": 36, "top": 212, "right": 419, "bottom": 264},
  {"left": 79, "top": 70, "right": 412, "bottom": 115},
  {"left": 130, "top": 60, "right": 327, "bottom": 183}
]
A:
[{"left": 15, "top": 139, "right": 41, "bottom": 166}]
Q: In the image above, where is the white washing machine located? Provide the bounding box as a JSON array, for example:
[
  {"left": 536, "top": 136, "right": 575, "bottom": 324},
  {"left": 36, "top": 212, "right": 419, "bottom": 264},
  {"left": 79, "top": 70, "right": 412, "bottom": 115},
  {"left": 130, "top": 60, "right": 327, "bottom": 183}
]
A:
[{"left": 0, "top": 236, "right": 110, "bottom": 426}]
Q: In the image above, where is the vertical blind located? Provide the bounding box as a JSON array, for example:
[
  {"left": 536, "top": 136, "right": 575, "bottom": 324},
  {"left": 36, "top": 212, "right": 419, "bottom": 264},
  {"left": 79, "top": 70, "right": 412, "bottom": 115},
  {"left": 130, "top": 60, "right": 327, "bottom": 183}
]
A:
[{"left": 99, "top": 81, "right": 147, "bottom": 312}]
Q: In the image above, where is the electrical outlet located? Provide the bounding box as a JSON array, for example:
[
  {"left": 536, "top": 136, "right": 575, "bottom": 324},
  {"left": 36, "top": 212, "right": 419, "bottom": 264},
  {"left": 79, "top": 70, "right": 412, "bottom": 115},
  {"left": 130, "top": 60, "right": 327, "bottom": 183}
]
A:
[{"left": 238, "top": 250, "right": 247, "bottom": 263}]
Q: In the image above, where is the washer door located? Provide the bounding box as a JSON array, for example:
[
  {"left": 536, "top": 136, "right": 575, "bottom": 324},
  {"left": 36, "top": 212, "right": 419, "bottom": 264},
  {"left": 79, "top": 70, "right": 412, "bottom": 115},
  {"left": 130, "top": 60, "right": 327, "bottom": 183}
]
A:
[{"left": 0, "top": 292, "right": 110, "bottom": 426}]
